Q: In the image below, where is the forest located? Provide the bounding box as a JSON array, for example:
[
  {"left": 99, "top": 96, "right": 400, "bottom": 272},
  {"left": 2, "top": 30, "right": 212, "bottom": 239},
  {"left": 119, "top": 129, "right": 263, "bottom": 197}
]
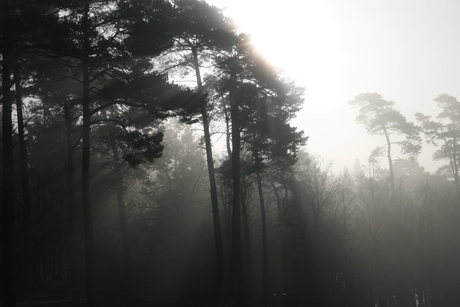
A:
[{"left": 1, "top": 0, "right": 460, "bottom": 307}]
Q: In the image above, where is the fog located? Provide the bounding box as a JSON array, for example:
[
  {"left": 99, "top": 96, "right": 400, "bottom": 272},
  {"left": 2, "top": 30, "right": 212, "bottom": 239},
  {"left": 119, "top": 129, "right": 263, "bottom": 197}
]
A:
[
  {"left": 2, "top": 1, "right": 460, "bottom": 307},
  {"left": 208, "top": 0, "right": 460, "bottom": 173}
]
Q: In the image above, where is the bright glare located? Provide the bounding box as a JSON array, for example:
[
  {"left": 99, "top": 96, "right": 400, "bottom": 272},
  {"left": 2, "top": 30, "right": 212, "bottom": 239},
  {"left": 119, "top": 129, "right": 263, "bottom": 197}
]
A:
[{"left": 206, "top": 0, "right": 460, "bottom": 173}]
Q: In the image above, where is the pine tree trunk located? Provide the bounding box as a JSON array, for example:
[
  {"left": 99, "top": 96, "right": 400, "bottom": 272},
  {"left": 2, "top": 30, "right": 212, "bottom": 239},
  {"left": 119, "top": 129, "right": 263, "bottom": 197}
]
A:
[
  {"left": 383, "top": 127, "right": 394, "bottom": 191},
  {"left": 240, "top": 180, "right": 252, "bottom": 288},
  {"left": 256, "top": 171, "right": 269, "bottom": 307},
  {"left": 224, "top": 103, "right": 232, "bottom": 158},
  {"left": 1, "top": 26, "right": 17, "bottom": 306},
  {"left": 81, "top": 1, "right": 96, "bottom": 301},
  {"left": 64, "top": 102, "right": 77, "bottom": 281},
  {"left": 82, "top": 74, "right": 96, "bottom": 304},
  {"left": 191, "top": 47, "right": 225, "bottom": 297},
  {"left": 230, "top": 79, "right": 245, "bottom": 305},
  {"left": 14, "top": 64, "right": 33, "bottom": 289},
  {"left": 82, "top": 72, "right": 96, "bottom": 303},
  {"left": 106, "top": 115, "right": 132, "bottom": 298},
  {"left": 452, "top": 131, "right": 459, "bottom": 192}
]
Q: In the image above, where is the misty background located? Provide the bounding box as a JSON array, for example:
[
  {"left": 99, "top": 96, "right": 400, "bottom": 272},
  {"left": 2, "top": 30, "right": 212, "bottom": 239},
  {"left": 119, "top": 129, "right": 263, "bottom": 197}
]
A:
[
  {"left": 208, "top": 0, "right": 460, "bottom": 172},
  {"left": 1, "top": 1, "right": 460, "bottom": 307}
]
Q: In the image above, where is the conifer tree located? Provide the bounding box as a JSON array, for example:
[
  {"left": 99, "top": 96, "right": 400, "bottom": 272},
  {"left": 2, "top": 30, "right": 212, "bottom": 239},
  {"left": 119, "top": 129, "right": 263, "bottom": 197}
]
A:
[
  {"left": 416, "top": 94, "right": 460, "bottom": 190},
  {"left": 350, "top": 92, "right": 421, "bottom": 191}
]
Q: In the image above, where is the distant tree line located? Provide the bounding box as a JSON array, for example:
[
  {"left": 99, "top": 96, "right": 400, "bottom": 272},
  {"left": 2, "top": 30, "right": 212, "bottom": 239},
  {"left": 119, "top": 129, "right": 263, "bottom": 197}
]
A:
[
  {"left": 2, "top": 1, "right": 460, "bottom": 307},
  {"left": 345, "top": 92, "right": 460, "bottom": 307}
]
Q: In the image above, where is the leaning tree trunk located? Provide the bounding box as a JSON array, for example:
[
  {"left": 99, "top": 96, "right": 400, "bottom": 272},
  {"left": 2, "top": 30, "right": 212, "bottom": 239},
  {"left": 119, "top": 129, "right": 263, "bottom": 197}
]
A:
[
  {"left": 191, "top": 47, "right": 225, "bottom": 297},
  {"left": 14, "top": 64, "right": 33, "bottom": 289},
  {"left": 383, "top": 127, "right": 395, "bottom": 191}
]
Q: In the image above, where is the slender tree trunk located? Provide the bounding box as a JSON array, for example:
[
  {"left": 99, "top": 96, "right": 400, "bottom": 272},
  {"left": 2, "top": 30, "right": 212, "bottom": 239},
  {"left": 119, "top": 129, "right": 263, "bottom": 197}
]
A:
[
  {"left": 14, "top": 64, "right": 32, "bottom": 289},
  {"left": 240, "top": 179, "right": 252, "bottom": 287},
  {"left": 383, "top": 128, "right": 394, "bottom": 191},
  {"left": 64, "top": 102, "right": 77, "bottom": 281},
  {"left": 452, "top": 127, "right": 459, "bottom": 191},
  {"left": 256, "top": 171, "right": 269, "bottom": 307},
  {"left": 34, "top": 182, "right": 41, "bottom": 282},
  {"left": 105, "top": 112, "right": 132, "bottom": 298},
  {"left": 269, "top": 181, "right": 282, "bottom": 217},
  {"left": 2, "top": 24, "right": 17, "bottom": 306},
  {"left": 191, "top": 47, "right": 225, "bottom": 297},
  {"left": 223, "top": 100, "right": 232, "bottom": 158},
  {"left": 41, "top": 189, "right": 48, "bottom": 281},
  {"left": 81, "top": 1, "right": 96, "bottom": 302},
  {"left": 230, "top": 77, "right": 245, "bottom": 305},
  {"left": 51, "top": 200, "right": 57, "bottom": 281},
  {"left": 82, "top": 81, "right": 96, "bottom": 303}
]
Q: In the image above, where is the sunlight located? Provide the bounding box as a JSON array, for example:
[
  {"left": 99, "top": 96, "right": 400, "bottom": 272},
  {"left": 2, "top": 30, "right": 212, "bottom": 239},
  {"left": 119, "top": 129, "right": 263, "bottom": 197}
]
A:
[
  {"left": 210, "top": 0, "right": 372, "bottom": 169},
  {"left": 215, "top": 0, "right": 360, "bottom": 112},
  {"left": 206, "top": 0, "right": 460, "bottom": 172},
  {"left": 233, "top": 1, "right": 353, "bottom": 83}
]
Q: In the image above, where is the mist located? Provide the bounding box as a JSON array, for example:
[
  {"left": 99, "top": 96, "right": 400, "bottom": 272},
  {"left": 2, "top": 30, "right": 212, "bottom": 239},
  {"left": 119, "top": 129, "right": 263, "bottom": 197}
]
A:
[{"left": 2, "top": 1, "right": 460, "bottom": 307}]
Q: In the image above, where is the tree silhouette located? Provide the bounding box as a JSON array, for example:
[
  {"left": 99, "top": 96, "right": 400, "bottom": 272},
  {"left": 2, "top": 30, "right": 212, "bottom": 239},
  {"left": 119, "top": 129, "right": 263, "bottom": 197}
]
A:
[
  {"left": 1, "top": 2, "right": 62, "bottom": 304},
  {"left": 349, "top": 92, "right": 421, "bottom": 191},
  {"left": 416, "top": 94, "right": 460, "bottom": 190},
  {"left": 241, "top": 83, "right": 306, "bottom": 306},
  {"left": 214, "top": 35, "right": 305, "bottom": 305},
  {"left": 163, "top": 1, "right": 238, "bottom": 295},
  {"left": 31, "top": 1, "right": 201, "bottom": 301}
]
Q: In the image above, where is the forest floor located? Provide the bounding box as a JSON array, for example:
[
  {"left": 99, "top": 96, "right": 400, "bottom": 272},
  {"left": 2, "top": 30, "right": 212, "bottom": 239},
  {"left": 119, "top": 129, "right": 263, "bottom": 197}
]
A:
[
  {"left": 1, "top": 299, "right": 124, "bottom": 307},
  {"left": 8, "top": 283, "right": 238, "bottom": 307},
  {"left": 8, "top": 296, "right": 233, "bottom": 307}
]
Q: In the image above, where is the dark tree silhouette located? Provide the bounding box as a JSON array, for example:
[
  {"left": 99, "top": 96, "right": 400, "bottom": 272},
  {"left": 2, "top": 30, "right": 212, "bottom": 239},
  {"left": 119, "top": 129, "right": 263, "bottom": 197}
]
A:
[
  {"left": 214, "top": 34, "right": 305, "bottom": 305},
  {"left": 241, "top": 84, "right": 306, "bottom": 306},
  {"left": 157, "top": 1, "right": 239, "bottom": 296},
  {"left": 1, "top": 4, "right": 16, "bottom": 304},
  {"left": 1, "top": 1, "right": 61, "bottom": 305},
  {"left": 6, "top": 2, "right": 460, "bottom": 307},
  {"left": 14, "top": 63, "right": 33, "bottom": 289},
  {"left": 47, "top": 1, "right": 183, "bottom": 301}
]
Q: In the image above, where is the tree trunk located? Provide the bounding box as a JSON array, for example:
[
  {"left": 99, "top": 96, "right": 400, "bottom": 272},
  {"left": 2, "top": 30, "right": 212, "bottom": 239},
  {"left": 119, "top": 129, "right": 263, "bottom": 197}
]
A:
[
  {"left": 240, "top": 178, "right": 252, "bottom": 288},
  {"left": 256, "top": 171, "right": 269, "bottom": 307},
  {"left": 230, "top": 78, "right": 245, "bottom": 305},
  {"left": 191, "top": 47, "right": 225, "bottom": 297},
  {"left": 223, "top": 101, "right": 232, "bottom": 158},
  {"left": 383, "top": 127, "right": 394, "bottom": 191},
  {"left": 64, "top": 102, "right": 77, "bottom": 281},
  {"left": 14, "top": 64, "right": 33, "bottom": 289},
  {"left": 105, "top": 111, "right": 132, "bottom": 298},
  {"left": 81, "top": 1, "right": 96, "bottom": 302},
  {"left": 452, "top": 128, "right": 459, "bottom": 191},
  {"left": 41, "top": 188, "right": 48, "bottom": 281},
  {"left": 82, "top": 81, "right": 96, "bottom": 303},
  {"left": 1, "top": 24, "right": 17, "bottom": 306}
]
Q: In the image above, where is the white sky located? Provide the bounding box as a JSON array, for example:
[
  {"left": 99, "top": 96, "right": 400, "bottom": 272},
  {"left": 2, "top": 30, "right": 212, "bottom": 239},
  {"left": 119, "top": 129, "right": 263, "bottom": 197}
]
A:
[{"left": 206, "top": 0, "right": 460, "bottom": 173}]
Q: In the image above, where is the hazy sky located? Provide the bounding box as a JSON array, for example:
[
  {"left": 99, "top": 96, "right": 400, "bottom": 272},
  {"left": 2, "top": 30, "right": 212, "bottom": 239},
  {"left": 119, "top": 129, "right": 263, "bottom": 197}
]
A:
[{"left": 206, "top": 0, "right": 460, "bottom": 173}]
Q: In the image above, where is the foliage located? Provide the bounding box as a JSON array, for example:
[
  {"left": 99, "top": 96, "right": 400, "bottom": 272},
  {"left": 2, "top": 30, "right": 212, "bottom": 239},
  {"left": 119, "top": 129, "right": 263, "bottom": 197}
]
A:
[
  {"left": 350, "top": 92, "right": 421, "bottom": 189},
  {"left": 350, "top": 92, "right": 421, "bottom": 159},
  {"left": 3, "top": 2, "right": 460, "bottom": 307},
  {"left": 416, "top": 94, "right": 460, "bottom": 184}
]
